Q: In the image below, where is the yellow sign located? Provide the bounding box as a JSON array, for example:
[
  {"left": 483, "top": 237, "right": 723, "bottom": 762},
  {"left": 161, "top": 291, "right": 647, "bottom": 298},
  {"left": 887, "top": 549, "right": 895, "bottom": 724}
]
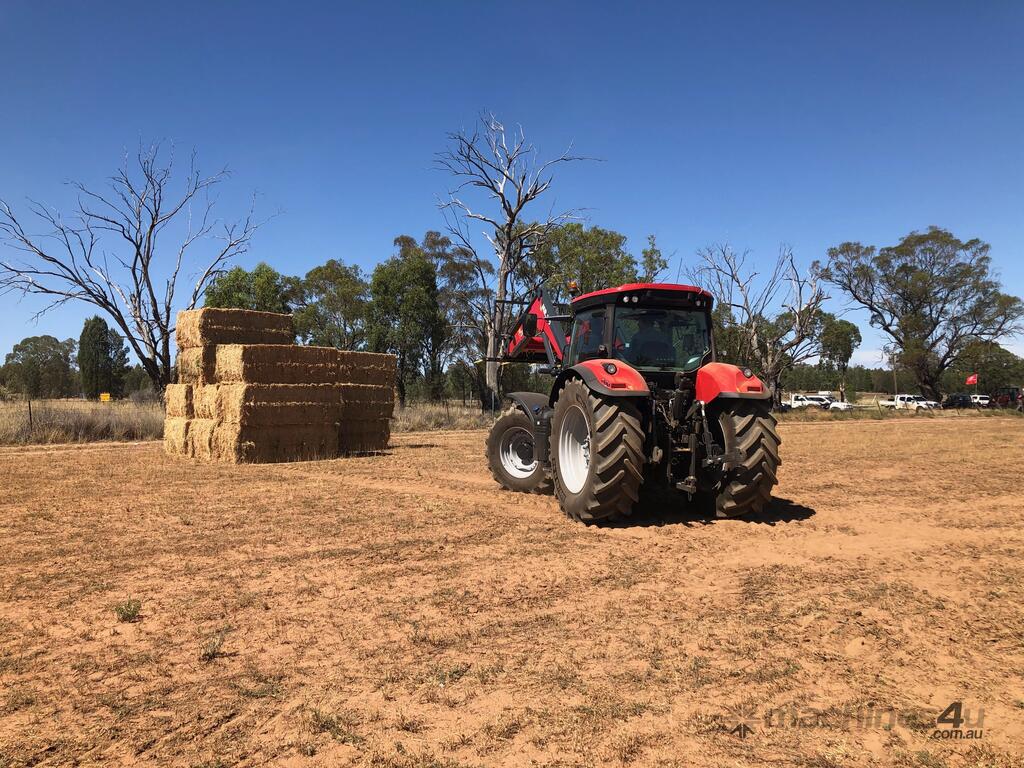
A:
[{"left": 99, "top": 392, "right": 112, "bottom": 402}]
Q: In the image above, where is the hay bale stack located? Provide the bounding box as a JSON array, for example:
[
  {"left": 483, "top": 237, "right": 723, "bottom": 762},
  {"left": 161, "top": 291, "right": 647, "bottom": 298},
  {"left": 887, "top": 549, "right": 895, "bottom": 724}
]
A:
[{"left": 164, "top": 307, "right": 396, "bottom": 463}]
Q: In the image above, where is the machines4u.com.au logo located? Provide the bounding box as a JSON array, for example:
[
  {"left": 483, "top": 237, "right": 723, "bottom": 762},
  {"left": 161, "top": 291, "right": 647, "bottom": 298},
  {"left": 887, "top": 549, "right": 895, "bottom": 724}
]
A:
[
  {"left": 725, "top": 700, "right": 984, "bottom": 740},
  {"left": 931, "top": 701, "right": 984, "bottom": 740}
]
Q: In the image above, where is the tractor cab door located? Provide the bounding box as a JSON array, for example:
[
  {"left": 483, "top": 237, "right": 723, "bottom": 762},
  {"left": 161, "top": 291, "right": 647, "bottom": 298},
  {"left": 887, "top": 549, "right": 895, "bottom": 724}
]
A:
[{"left": 566, "top": 307, "right": 609, "bottom": 365}]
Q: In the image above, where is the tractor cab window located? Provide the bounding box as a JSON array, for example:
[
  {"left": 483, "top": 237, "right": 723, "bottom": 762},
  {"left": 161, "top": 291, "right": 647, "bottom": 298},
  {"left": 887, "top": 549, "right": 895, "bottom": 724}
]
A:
[
  {"left": 613, "top": 308, "right": 710, "bottom": 370},
  {"left": 568, "top": 308, "right": 607, "bottom": 364}
]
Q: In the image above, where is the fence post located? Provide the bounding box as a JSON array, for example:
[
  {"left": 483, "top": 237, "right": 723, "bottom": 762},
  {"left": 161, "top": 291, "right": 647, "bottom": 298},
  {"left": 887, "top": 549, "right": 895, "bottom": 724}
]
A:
[{"left": 27, "top": 399, "right": 33, "bottom": 432}]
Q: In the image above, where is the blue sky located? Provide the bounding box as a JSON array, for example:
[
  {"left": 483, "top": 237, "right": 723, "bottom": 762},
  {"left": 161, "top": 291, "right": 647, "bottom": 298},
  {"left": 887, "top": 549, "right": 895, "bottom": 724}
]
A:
[{"left": 2, "top": 1, "right": 1022, "bottom": 366}]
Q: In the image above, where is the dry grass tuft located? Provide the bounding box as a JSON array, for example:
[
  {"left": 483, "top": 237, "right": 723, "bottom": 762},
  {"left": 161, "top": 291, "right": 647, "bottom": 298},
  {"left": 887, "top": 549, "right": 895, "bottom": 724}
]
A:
[{"left": 113, "top": 597, "right": 141, "bottom": 623}]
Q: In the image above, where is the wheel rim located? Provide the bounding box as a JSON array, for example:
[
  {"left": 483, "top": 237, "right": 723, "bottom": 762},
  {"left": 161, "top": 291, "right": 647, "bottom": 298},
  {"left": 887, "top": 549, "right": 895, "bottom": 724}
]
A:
[
  {"left": 558, "top": 404, "right": 590, "bottom": 494},
  {"left": 499, "top": 426, "right": 537, "bottom": 479}
]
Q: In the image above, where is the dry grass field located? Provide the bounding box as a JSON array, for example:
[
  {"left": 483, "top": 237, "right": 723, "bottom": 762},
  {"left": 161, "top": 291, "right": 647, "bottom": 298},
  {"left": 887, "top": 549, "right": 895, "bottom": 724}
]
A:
[
  {"left": 1, "top": 419, "right": 1023, "bottom": 767},
  {"left": 0, "top": 400, "right": 164, "bottom": 445}
]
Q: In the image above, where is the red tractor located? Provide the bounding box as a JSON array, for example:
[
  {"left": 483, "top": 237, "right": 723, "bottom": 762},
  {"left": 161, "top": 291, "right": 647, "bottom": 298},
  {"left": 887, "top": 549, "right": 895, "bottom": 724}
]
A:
[{"left": 485, "top": 282, "right": 781, "bottom": 523}]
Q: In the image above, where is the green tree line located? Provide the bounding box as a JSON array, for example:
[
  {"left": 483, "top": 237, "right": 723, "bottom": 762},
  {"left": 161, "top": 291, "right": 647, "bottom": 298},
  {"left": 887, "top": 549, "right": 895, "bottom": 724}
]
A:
[{"left": 0, "top": 316, "right": 152, "bottom": 401}]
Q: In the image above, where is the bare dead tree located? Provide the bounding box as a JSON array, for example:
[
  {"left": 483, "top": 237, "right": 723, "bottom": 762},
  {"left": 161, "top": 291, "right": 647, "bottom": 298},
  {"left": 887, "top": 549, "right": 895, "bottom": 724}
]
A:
[
  {"left": 437, "top": 114, "right": 587, "bottom": 402},
  {"left": 0, "top": 143, "right": 262, "bottom": 392},
  {"left": 690, "top": 243, "right": 828, "bottom": 401}
]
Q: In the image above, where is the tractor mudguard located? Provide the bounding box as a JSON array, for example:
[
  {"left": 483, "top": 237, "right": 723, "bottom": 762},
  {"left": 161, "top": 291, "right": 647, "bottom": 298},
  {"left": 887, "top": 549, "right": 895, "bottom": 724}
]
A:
[
  {"left": 506, "top": 391, "right": 550, "bottom": 418},
  {"left": 696, "top": 362, "right": 771, "bottom": 403},
  {"left": 549, "top": 360, "right": 650, "bottom": 407}
]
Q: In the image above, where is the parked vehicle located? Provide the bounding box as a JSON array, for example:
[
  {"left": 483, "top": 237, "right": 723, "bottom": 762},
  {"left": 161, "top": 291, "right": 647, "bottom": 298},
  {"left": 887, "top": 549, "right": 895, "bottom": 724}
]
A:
[
  {"left": 879, "top": 394, "right": 933, "bottom": 411},
  {"left": 942, "top": 393, "right": 973, "bottom": 409},
  {"left": 788, "top": 393, "right": 830, "bottom": 409},
  {"left": 825, "top": 398, "right": 855, "bottom": 411},
  {"left": 971, "top": 394, "right": 992, "bottom": 407}
]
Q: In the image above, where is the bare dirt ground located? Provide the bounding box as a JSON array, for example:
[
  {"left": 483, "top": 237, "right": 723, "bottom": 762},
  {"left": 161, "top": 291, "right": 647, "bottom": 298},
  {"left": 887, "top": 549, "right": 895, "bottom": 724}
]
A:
[{"left": 1, "top": 418, "right": 1022, "bottom": 768}]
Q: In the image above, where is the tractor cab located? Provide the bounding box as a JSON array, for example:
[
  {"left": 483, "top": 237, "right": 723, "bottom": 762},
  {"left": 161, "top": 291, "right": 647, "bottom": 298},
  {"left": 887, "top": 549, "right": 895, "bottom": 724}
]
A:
[{"left": 565, "top": 283, "right": 715, "bottom": 389}]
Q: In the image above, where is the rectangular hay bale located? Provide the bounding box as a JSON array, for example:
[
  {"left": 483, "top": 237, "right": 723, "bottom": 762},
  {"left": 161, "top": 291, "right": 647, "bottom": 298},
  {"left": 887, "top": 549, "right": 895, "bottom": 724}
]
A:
[
  {"left": 185, "top": 418, "right": 217, "bottom": 460},
  {"left": 163, "top": 416, "right": 191, "bottom": 455},
  {"left": 337, "top": 351, "right": 397, "bottom": 386},
  {"left": 192, "top": 384, "right": 218, "bottom": 420},
  {"left": 195, "top": 383, "right": 345, "bottom": 426},
  {"left": 176, "top": 307, "right": 294, "bottom": 349},
  {"left": 213, "top": 422, "right": 341, "bottom": 463},
  {"left": 164, "top": 383, "right": 194, "bottom": 418},
  {"left": 177, "top": 347, "right": 217, "bottom": 385},
  {"left": 214, "top": 344, "right": 341, "bottom": 384},
  {"left": 339, "top": 417, "right": 390, "bottom": 454}
]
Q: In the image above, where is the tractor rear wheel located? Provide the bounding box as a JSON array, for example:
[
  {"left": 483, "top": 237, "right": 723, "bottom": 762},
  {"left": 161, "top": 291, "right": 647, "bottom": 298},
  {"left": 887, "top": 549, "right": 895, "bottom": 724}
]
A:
[
  {"left": 486, "top": 407, "right": 551, "bottom": 494},
  {"left": 705, "top": 399, "right": 781, "bottom": 518},
  {"left": 550, "top": 379, "right": 645, "bottom": 523}
]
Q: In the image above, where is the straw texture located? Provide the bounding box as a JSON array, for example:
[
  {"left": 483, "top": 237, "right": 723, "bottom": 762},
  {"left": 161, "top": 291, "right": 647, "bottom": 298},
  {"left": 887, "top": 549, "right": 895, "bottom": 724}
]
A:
[{"left": 176, "top": 307, "right": 294, "bottom": 349}]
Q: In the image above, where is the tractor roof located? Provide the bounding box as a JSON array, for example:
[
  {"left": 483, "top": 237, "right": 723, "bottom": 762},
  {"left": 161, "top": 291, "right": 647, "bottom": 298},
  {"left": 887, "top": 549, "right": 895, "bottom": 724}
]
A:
[{"left": 571, "top": 282, "right": 712, "bottom": 307}]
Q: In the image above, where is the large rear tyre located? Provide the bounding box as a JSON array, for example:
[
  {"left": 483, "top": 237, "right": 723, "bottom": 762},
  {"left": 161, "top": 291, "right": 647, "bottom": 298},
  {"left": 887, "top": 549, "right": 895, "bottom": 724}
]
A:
[
  {"left": 486, "top": 408, "right": 551, "bottom": 494},
  {"left": 550, "top": 379, "right": 645, "bottom": 523},
  {"left": 706, "top": 400, "right": 781, "bottom": 518}
]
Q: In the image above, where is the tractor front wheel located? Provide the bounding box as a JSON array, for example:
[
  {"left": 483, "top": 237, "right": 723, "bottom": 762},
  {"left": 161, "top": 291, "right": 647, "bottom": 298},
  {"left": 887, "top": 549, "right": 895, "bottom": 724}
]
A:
[
  {"left": 704, "top": 399, "right": 781, "bottom": 518},
  {"left": 550, "top": 379, "right": 645, "bottom": 523},
  {"left": 486, "top": 408, "right": 551, "bottom": 494}
]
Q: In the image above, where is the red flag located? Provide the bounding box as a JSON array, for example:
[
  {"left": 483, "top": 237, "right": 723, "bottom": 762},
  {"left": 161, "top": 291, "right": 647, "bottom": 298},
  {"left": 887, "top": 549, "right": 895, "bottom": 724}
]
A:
[{"left": 966, "top": 373, "right": 978, "bottom": 385}]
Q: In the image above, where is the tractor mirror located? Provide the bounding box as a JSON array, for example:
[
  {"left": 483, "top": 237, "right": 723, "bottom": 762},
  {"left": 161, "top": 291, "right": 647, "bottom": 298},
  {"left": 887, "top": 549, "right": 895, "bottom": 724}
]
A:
[{"left": 523, "top": 314, "right": 538, "bottom": 337}]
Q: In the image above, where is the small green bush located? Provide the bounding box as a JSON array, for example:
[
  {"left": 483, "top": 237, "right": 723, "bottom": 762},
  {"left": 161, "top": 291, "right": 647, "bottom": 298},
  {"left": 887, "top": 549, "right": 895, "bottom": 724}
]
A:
[{"left": 114, "top": 597, "right": 141, "bottom": 623}]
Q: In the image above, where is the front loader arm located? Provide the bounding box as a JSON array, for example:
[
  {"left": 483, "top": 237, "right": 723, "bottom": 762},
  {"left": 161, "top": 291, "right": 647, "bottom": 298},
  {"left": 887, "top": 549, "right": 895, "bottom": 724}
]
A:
[{"left": 504, "top": 287, "right": 569, "bottom": 366}]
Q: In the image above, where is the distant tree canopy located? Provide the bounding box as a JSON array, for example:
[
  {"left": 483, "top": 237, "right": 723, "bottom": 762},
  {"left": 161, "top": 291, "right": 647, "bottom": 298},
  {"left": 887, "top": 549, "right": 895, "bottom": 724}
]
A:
[
  {"left": 819, "top": 316, "right": 862, "bottom": 376},
  {"left": 123, "top": 364, "right": 153, "bottom": 395},
  {"left": 367, "top": 235, "right": 447, "bottom": 406},
  {"left": 640, "top": 235, "right": 669, "bottom": 283},
  {"left": 204, "top": 262, "right": 292, "bottom": 314},
  {"left": 822, "top": 227, "right": 1024, "bottom": 400},
  {"left": 78, "top": 316, "right": 129, "bottom": 399},
  {"left": 941, "top": 340, "right": 1024, "bottom": 395},
  {"left": 2, "top": 335, "right": 78, "bottom": 398},
  {"left": 528, "top": 223, "right": 637, "bottom": 300},
  {"left": 291, "top": 259, "right": 369, "bottom": 349},
  {"left": 524, "top": 223, "right": 667, "bottom": 302}
]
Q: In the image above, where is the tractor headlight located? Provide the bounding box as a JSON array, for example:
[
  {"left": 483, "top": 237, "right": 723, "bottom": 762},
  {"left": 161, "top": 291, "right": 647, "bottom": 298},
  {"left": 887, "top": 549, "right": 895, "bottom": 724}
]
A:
[
  {"left": 603, "top": 363, "right": 618, "bottom": 375},
  {"left": 742, "top": 367, "right": 753, "bottom": 378}
]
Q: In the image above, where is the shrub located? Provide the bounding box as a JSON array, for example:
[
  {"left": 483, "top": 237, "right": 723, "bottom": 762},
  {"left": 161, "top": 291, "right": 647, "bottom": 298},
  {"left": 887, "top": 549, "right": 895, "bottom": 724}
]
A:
[{"left": 114, "top": 598, "right": 141, "bottom": 623}]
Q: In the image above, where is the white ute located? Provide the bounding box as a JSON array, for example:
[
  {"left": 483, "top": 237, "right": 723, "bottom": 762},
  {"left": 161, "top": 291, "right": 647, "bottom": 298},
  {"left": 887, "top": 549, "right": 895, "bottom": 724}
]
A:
[{"left": 879, "top": 394, "right": 934, "bottom": 411}]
